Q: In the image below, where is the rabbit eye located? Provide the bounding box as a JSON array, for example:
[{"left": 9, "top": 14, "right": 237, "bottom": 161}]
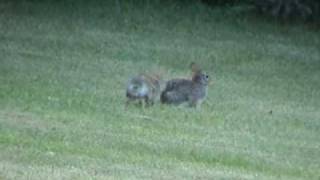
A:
[{"left": 205, "top": 75, "right": 209, "bottom": 78}]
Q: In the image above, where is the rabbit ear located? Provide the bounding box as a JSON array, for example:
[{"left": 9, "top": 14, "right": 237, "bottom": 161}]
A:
[
  {"left": 190, "top": 62, "right": 200, "bottom": 73},
  {"left": 190, "top": 62, "right": 198, "bottom": 81}
]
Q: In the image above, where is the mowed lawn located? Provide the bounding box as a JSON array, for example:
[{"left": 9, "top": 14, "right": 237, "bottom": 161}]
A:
[{"left": 0, "top": 1, "right": 319, "bottom": 179}]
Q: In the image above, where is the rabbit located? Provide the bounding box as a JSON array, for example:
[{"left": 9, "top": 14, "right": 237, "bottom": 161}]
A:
[
  {"left": 160, "top": 62, "right": 209, "bottom": 108},
  {"left": 126, "top": 73, "right": 161, "bottom": 107}
]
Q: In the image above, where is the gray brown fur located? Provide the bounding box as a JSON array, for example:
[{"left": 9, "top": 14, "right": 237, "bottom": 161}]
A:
[
  {"left": 126, "top": 74, "right": 161, "bottom": 107},
  {"left": 160, "top": 63, "right": 209, "bottom": 108}
]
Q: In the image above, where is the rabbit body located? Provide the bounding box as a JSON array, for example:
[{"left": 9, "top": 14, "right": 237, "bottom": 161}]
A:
[
  {"left": 161, "top": 64, "right": 209, "bottom": 107},
  {"left": 126, "top": 74, "right": 160, "bottom": 106}
]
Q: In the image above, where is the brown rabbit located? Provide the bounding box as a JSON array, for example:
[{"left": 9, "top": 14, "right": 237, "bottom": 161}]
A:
[{"left": 160, "top": 63, "right": 209, "bottom": 108}]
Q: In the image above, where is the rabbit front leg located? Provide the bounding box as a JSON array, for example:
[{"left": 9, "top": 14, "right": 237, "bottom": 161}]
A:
[
  {"left": 188, "top": 96, "right": 202, "bottom": 109},
  {"left": 188, "top": 98, "right": 197, "bottom": 108}
]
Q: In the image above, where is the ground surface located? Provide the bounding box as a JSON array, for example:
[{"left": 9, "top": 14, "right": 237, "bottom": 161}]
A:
[{"left": 0, "top": 1, "right": 319, "bottom": 179}]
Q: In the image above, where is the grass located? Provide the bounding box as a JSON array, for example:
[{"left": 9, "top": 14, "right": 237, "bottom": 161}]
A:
[{"left": 0, "top": 0, "right": 320, "bottom": 179}]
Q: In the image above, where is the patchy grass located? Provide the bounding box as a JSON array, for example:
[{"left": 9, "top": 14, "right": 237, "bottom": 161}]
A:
[{"left": 0, "top": 1, "right": 319, "bottom": 179}]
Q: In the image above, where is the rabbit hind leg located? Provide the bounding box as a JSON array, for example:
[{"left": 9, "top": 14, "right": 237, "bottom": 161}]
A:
[{"left": 145, "top": 96, "right": 155, "bottom": 107}]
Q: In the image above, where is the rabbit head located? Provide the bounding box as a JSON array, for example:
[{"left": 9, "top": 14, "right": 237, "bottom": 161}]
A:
[{"left": 191, "top": 62, "right": 209, "bottom": 86}]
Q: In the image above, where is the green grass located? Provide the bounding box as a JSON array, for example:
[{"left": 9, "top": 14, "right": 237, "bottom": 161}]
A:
[{"left": 0, "top": 1, "right": 320, "bottom": 179}]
